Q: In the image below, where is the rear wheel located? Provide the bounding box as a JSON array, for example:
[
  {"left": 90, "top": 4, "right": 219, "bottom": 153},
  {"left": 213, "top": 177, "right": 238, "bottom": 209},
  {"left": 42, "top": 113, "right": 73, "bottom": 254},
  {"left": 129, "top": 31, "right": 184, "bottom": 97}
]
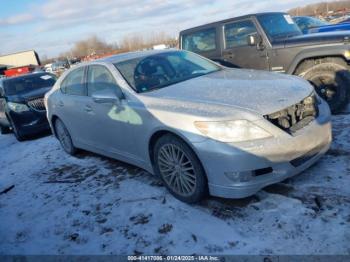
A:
[
  {"left": 54, "top": 119, "right": 76, "bottom": 155},
  {"left": 299, "top": 62, "right": 350, "bottom": 113},
  {"left": 153, "top": 134, "right": 208, "bottom": 203}
]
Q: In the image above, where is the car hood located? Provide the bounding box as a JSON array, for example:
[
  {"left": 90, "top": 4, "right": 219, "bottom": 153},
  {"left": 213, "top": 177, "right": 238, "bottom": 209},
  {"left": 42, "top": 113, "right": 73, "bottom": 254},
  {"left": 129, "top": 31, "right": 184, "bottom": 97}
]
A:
[
  {"left": 143, "top": 68, "right": 313, "bottom": 116},
  {"left": 7, "top": 86, "right": 52, "bottom": 103},
  {"left": 308, "top": 23, "right": 350, "bottom": 33},
  {"left": 279, "top": 31, "right": 350, "bottom": 47}
]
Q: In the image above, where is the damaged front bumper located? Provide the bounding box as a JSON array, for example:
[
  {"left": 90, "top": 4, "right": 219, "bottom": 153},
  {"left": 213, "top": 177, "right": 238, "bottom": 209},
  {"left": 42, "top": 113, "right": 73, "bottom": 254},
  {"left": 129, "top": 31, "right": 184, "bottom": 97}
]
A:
[{"left": 192, "top": 98, "right": 332, "bottom": 199}]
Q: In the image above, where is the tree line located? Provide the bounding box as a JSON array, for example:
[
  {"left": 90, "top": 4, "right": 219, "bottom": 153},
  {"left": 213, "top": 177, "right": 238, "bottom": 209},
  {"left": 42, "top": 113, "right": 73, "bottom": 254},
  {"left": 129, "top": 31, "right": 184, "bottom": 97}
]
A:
[
  {"left": 289, "top": 0, "right": 350, "bottom": 16},
  {"left": 42, "top": 32, "right": 178, "bottom": 64}
]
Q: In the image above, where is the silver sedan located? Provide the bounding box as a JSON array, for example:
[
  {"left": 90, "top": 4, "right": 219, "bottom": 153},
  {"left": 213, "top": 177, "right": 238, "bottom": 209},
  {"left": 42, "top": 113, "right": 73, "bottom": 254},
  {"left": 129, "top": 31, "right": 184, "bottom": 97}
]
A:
[{"left": 45, "top": 50, "right": 332, "bottom": 203}]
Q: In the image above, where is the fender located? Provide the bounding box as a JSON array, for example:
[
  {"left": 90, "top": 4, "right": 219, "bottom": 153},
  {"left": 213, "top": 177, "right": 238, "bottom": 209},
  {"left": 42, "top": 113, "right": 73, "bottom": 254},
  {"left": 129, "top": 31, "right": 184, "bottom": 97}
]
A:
[{"left": 286, "top": 45, "right": 350, "bottom": 74}]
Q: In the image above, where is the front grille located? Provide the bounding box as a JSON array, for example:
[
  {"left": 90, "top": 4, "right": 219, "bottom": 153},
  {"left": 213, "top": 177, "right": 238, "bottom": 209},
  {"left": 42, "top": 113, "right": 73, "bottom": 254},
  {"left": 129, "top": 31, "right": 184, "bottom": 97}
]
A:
[
  {"left": 27, "top": 98, "right": 46, "bottom": 111},
  {"left": 264, "top": 94, "right": 319, "bottom": 134}
]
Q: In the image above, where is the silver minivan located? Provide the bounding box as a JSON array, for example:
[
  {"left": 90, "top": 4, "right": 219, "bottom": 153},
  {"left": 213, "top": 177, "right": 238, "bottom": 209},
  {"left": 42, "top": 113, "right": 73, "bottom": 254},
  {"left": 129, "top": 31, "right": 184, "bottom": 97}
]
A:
[{"left": 45, "top": 50, "right": 332, "bottom": 203}]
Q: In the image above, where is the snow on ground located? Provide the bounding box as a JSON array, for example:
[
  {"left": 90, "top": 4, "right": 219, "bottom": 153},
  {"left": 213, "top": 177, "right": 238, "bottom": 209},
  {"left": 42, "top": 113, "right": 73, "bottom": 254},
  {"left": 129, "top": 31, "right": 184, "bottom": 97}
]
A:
[{"left": 0, "top": 114, "right": 349, "bottom": 255}]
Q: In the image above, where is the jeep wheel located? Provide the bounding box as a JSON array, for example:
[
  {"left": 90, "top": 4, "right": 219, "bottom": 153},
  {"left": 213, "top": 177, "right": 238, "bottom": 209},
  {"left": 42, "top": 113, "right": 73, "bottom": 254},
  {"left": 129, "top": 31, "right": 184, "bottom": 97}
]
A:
[{"left": 301, "top": 62, "right": 350, "bottom": 113}]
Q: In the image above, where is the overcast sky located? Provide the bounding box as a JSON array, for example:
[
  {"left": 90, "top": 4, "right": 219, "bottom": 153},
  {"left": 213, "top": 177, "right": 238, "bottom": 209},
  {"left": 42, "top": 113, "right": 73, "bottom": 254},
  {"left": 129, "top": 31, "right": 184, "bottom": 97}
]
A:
[{"left": 0, "top": 0, "right": 330, "bottom": 58}]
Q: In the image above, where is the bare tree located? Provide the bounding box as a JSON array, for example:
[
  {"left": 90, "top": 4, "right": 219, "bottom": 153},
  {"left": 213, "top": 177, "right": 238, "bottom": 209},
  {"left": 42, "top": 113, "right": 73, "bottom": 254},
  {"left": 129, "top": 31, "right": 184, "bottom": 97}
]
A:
[
  {"left": 62, "top": 35, "right": 119, "bottom": 58},
  {"left": 119, "top": 32, "right": 178, "bottom": 51},
  {"left": 289, "top": 0, "right": 350, "bottom": 16}
]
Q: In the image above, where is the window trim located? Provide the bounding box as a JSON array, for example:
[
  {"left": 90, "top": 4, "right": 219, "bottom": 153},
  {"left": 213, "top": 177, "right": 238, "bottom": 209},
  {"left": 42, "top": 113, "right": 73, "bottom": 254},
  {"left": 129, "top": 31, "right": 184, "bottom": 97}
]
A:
[
  {"left": 223, "top": 18, "right": 259, "bottom": 50},
  {"left": 60, "top": 66, "right": 88, "bottom": 96},
  {"left": 86, "top": 64, "right": 122, "bottom": 97},
  {"left": 181, "top": 27, "right": 218, "bottom": 53}
]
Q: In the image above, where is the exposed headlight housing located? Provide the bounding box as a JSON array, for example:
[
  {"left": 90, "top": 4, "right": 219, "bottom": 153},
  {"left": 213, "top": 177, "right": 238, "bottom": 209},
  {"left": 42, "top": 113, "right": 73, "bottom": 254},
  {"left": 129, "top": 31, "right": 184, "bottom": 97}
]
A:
[
  {"left": 7, "top": 102, "right": 30, "bottom": 112},
  {"left": 194, "top": 120, "right": 272, "bottom": 143}
]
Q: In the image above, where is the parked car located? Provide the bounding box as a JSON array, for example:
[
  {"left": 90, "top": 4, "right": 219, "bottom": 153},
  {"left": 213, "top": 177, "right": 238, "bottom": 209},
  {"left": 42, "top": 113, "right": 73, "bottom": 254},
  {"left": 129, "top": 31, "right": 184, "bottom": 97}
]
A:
[
  {"left": 339, "top": 17, "right": 350, "bottom": 24},
  {"left": 0, "top": 72, "right": 56, "bottom": 141},
  {"left": 44, "top": 63, "right": 53, "bottom": 73},
  {"left": 179, "top": 12, "right": 350, "bottom": 113},
  {"left": 293, "top": 16, "right": 350, "bottom": 34},
  {"left": 52, "top": 61, "right": 70, "bottom": 73},
  {"left": 45, "top": 50, "right": 332, "bottom": 203}
]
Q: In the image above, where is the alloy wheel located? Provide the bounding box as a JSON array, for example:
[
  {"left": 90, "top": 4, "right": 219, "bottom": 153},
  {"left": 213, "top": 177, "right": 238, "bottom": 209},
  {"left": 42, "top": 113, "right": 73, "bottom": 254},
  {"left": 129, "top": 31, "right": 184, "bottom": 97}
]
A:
[{"left": 157, "top": 143, "right": 197, "bottom": 196}]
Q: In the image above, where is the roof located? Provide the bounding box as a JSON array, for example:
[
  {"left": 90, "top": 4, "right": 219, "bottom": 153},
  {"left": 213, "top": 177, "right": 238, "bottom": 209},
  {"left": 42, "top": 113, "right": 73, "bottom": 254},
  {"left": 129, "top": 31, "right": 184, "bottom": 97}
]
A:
[
  {"left": 180, "top": 12, "right": 287, "bottom": 34},
  {"left": 98, "top": 49, "right": 176, "bottom": 64},
  {"left": 0, "top": 50, "right": 37, "bottom": 58},
  {"left": 0, "top": 72, "right": 51, "bottom": 83}
]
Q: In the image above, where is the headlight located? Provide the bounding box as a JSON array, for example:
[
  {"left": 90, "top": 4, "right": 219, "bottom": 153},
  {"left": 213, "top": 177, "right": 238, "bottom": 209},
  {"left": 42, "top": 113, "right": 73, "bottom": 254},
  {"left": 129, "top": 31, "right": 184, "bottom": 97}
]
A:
[
  {"left": 194, "top": 120, "right": 272, "bottom": 143},
  {"left": 7, "top": 102, "right": 30, "bottom": 112}
]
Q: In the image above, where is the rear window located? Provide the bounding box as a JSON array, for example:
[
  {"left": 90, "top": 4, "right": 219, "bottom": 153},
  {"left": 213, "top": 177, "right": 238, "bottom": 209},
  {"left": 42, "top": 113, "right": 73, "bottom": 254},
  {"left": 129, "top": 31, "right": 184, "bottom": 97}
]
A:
[
  {"left": 4, "top": 74, "right": 56, "bottom": 96},
  {"left": 182, "top": 28, "right": 217, "bottom": 52}
]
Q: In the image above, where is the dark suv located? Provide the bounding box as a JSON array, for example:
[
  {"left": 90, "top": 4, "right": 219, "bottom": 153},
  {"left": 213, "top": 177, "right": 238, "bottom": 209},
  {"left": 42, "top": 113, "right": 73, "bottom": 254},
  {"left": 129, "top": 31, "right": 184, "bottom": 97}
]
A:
[
  {"left": 0, "top": 73, "right": 56, "bottom": 141},
  {"left": 179, "top": 12, "right": 350, "bottom": 113}
]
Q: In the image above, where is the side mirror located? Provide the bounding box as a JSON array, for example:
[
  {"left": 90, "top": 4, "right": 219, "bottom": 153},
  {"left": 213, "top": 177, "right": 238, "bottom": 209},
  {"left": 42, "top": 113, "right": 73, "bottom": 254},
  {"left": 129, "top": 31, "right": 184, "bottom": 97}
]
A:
[
  {"left": 91, "top": 88, "right": 123, "bottom": 104},
  {"left": 247, "top": 34, "right": 265, "bottom": 50},
  {"left": 247, "top": 34, "right": 258, "bottom": 46}
]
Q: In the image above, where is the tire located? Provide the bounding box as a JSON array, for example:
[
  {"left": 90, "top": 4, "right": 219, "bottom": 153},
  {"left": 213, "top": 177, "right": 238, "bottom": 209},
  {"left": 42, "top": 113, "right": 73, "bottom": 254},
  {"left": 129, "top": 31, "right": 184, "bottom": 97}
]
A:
[
  {"left": 0, "top": 125, "right": 11, "bottom": 135},
  {"left": 300, "top": 62, "right": 350, "bottom": 114},
  {"left": 8, "top": 118, "right": 25, "bottom": 141},
  {"left": 54, "top": 118, "right": 77, "bottom": 155},
  {"left": 153, "top": 134, "right": 208, "bottom": 203}
]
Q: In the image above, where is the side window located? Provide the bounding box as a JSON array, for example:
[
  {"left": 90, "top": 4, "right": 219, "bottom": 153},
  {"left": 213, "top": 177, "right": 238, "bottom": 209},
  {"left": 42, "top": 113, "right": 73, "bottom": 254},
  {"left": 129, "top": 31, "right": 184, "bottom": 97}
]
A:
[
  {"left": 61, "top": 67, "right": 86, "bottom": 96},
  {"left": 87, "top": 65, "right": 120, "bottom": 96},
  {"left": 182, "top": 28, "right": 216, "bottom": 52},
  {"left": 224, "top": 20, "right": 258, "bottom": 48}
]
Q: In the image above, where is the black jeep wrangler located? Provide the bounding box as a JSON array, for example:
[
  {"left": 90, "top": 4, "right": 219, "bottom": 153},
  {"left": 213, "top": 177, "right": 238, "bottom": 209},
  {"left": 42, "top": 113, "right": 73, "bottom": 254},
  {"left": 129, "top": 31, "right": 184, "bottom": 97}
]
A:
[{"left": 179, "top": 12, "right": 350, "bottom": 113}]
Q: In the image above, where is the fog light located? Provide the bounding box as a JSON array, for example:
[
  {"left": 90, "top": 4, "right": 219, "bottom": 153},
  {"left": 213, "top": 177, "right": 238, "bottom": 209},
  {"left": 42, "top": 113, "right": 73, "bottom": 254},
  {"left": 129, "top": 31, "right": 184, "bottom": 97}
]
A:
[{"left": 224, "top": 171, "right": 253, "bottom": 182}]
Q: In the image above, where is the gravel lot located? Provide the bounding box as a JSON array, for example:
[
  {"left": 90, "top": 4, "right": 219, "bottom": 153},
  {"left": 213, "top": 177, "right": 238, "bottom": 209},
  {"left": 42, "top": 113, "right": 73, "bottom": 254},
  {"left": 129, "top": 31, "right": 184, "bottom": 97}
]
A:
[{"left": 0, "top": 113, "right": 349, "bottom": 255}]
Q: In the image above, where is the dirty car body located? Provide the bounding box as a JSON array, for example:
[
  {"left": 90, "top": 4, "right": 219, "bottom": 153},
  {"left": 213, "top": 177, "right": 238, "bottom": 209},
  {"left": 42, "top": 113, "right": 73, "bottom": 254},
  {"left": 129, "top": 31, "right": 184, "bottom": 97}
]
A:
[{"left": 45, "top": 50, "right": 332, "bottom": 202}]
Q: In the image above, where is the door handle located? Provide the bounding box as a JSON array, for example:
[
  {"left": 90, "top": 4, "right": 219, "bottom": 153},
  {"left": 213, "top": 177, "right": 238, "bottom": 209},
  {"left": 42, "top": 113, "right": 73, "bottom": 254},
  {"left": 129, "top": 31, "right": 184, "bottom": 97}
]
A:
[{"left": 58, "top": 101, "right": 64, "bottom": 107}]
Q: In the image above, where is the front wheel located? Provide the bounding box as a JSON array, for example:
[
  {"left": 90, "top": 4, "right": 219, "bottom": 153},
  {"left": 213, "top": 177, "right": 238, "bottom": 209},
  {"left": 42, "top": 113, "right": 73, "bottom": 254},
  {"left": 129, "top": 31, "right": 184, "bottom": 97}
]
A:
[
  {"left": 54, "top": 119, "right": 77, "bottom": 155},
  {"left": 8, "top": 118, "right": 25, "bottom": 141},
  {"left": 153, "top": 134, "right": 208, "bottom": 203},
  {"left": 301, "top": 62, "right": 350, "bottom": 113},
  {"left": 0, "top": 125, "right": 11, "bottom": 135}
]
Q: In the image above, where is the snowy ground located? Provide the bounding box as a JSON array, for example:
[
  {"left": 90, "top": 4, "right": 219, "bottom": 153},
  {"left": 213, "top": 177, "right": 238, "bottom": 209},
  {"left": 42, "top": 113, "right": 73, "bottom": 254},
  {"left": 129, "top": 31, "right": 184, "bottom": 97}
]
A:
[{"left": 0, "top": 113, "right": 349, "bottom": 255}]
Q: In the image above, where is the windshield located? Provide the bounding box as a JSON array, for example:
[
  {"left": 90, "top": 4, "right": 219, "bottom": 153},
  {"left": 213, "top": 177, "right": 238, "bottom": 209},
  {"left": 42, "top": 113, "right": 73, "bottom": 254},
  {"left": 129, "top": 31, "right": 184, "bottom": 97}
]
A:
[
  {"left": 257, "top": 13, "right": 302, "bottom": 41},
  {"left": 114, "top": 51, "right": 220, "bottom": 93},
  {"left": 294, "top": 17, "right": 330, "bottom": 32},
  {"left": 4, "top": 74, "right": 57, "bottom": 96}
]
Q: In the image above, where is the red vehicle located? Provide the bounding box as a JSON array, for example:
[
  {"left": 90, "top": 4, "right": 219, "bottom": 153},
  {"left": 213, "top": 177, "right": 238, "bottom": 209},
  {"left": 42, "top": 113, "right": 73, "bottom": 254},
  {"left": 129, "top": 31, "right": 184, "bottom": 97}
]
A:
[{"left": 4, "top": 65, "right": 36, "bottom": 77}]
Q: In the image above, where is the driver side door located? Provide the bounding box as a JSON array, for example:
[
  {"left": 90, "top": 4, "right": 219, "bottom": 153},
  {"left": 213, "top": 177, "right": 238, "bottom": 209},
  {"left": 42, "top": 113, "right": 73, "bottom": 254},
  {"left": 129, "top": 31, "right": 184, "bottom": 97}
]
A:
[{"left": 222, "top": 19, "right": 269, "bottom": 70}]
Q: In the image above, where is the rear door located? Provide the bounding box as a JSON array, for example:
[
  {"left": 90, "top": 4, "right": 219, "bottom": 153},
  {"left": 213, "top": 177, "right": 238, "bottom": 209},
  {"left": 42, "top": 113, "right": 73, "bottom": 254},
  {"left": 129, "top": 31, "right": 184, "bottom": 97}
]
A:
[
  {"left": 222, "top": 19, "right": 269, "bottom": 69},
  {"left": 57, "top": 66, "right": 92, "bottom": 146}
]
